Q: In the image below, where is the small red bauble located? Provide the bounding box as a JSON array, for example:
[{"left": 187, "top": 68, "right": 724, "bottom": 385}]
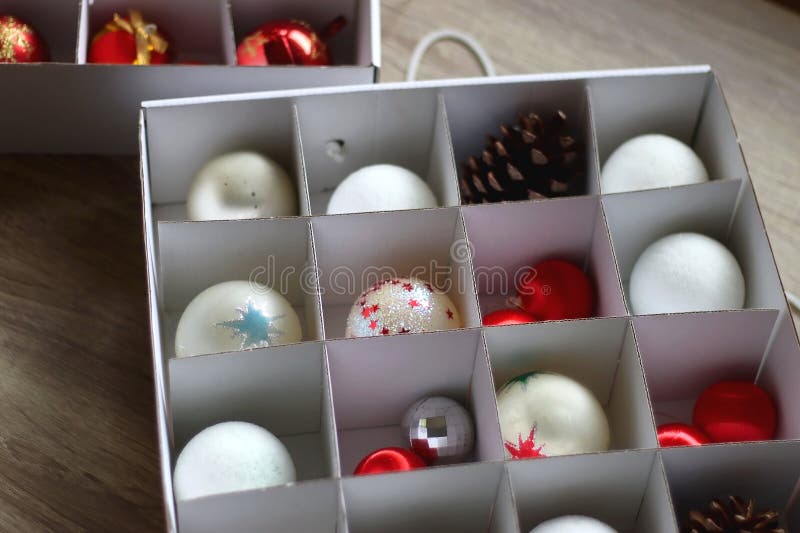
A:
[
  {"left": 89, "top": 10, "right": 171, "bottom": 65},
  {"left": 657, "top": 423, "right": 711, "bottom": 447},
  {"left": 236, "top": 16, "right": 346, "bottom": 66},
  {"left": 693, "top": 381, "right": 777, "bottom": 443},
  {"left": 482, "top": 309, "right": 537, "bottom": 326},
  {"left": 517, "top": 259, "right": 594, "bottom": 321},
  {"left": 353, "top": 447, "right": 426, "bottom": 476},
  {"left": 0, "top": 15, "right": 49, "bottom": 63}
]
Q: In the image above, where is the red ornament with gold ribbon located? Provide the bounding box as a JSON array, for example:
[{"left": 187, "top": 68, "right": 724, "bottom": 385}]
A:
[
  {"left": 89, "top": 10, "right": 171, "bottom": 65},
  {"left": 237, "top": 16, "right": 346, "bottom": 66},
  {"left": 0, "top": 15, "right": 49, "bottom": 63}
]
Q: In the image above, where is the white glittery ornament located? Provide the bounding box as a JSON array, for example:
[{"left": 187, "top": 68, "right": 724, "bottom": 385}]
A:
[
  {"left": 402, "top": 396, "right": 475, "bottom": 464},
  {"left": 326, "top": 164, "right": 438, "bottom": 215},
  {"left": 173, "top": 421, "right": 296, "bottom": 501},
  {"left": 175, "top": 280, "right": 302, "bottom": 357},
  {"left": 496, "top": 372, "right": 610, "bottom": 459},
  {"left": 186, "top": 151, "right": 297, "bottom": 221},
  {"left": 530, "top": 515, "right": 618, "bottom": 533},
  {"left": 345, "top": 277, "right": 462, "bottom": 337}
]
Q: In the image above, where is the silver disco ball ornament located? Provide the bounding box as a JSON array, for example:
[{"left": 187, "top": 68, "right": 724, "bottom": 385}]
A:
[{"left": 401, "top": 396, "right": 475, "bottom": 464}]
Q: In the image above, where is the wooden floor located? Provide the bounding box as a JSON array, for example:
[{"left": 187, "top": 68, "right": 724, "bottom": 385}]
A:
[{"left": 0, "top": 0, "right": 797, "bottom": 530}]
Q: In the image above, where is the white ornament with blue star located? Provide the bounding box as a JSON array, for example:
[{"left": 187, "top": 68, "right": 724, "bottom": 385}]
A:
[{"left": 175, "top": 280, "right": 302, "bottom": 358}]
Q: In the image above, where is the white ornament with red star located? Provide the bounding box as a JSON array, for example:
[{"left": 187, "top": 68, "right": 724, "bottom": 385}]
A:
[
  {"left": 496, "top": 371, "right": 610, "bottom": 459},
  {"left": 345, "top": 277, "right": 462, "bottom": 338}
]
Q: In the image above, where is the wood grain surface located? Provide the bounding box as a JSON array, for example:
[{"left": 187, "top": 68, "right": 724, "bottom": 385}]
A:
[{"left": 0, "top": 1, "right": 797, "bottom": 530}]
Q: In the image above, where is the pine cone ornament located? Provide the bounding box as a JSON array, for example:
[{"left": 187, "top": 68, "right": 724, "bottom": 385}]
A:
[
  {"left": 460, "top": 110, "right": 584, "bottom": 204},
  {"left": 686, "top": 496, "right": 784, "bottom": 533}
]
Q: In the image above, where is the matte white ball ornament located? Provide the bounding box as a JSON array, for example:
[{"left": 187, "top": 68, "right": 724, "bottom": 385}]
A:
[
  {"left": 173, "top": 421, "right": 296, "bottom": 501},
  {"left": 326, "top": 164, "right": 438, "bottom": 214},
  {"left": 175, "top": 280, "right": 302, "bottom": 357},
  {"left": 629, "top": 232, "right": 746, "bottom": 314},
  {"left": 530, "top": 515, "right": 618, "bottom": 533},
  {"left": 601, "top": 134, "right": 709, "bottom": 194},
  {"left": 186, "top": 151, "right": 297, "bottom": 220}
]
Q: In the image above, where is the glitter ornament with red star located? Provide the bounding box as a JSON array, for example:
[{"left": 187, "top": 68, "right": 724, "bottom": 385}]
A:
[
  {"left": 345, "top": 277, "right": 462, "bottom": 338},
  {"left": 496, "top": 371, "right": 610, "bottom": 459},
  {"left": 402, "top": 396, "right": 474, "bottom": 464},
  {"left": 89, "top": 9, "right": 171, "bottom": 65},
  {"left": 0, "top": 15, "right": 49, "bottom": 63},
  {"left": 236, "top": 16, "right": 346, "bottom": 66}
]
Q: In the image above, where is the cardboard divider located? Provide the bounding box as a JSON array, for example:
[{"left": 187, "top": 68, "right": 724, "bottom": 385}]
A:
[
  {"left": 462, "top": 195, "right": 627, "bottom": 322},
  {"left": 508, "top": 450, "right": 678, "bottom": 532},
  {"left": 662, "top": 441, "right": 800, "bottom": 531},
  {"left": 441, "top": 78, "right": 593, "bottom": 203},
  {"left": 310, "top": 207, "right": 481, "bottom": 339},
  {"left": 295, "top": 88, "right": 458, "bottom": 214},
  {"left": 341, "top": 462, "right": 508, "bottom": 533},
  {"left": 155, "top": 217, "right": 322, "bottom": 362},
  {"left": 632, "top": 310, "right": 789, "bottom": 438},
  {"left": 169, "top": 342, "right": 336, "bottom": 483},
  {"left": 602, "top": 179, "right": 783, "bottom": 313},
  {"left": 0, "top": 0, "right": 81, "bottom": 62},
  {"left": 228, "top": 0, "right": 362, "bottom": 66},
  {"left": 326, "top": 329, "right": 504, "bottom": 475},
  {"left": 144, "top": 98, "right": 305, "bottom": 221},
  {"left": 484, "top": 318, "right": 658, "bottom": 454},
  {"left": 589, "top": 70, "right": 746, "bottom": 188},
  {"left": 755, "top": 312, "right": 800, "bottom": 441}
]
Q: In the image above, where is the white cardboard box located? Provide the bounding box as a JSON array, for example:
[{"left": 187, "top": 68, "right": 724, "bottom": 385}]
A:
[
  {"left": 0, "top": 0, "right": 379, "bottom": 154},
  {"left": 140, "top": 66, "right": 800, "bottom": 532}
]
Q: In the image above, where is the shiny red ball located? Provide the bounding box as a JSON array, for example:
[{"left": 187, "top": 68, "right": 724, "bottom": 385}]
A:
[
  {"left": 353, "top": 447, "right": 426, "bottom": 476},
  {"left": 657, "top": 423, "right": 711, "bottom": 447},
  {"left": 0, "top": 15, "right": 49, "bottom": 63},
  {"left": 482, "top": 309, "right": 537, "bottom": 326},
  {"left": 693, "top": 381, "right": 777, "bottom": 443},
  {"left": 517, "top": 259, "right": 594, "bottom": 321},
  {"left": 237, "top": 20, "right": 331, "bottom": 66},
  {"left": 89, "top": 14, "right": 171, "bottom": 64}
]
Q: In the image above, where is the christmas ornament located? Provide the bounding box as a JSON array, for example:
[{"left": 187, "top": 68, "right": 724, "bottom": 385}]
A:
[
  {"left": 326, "top": 164, "right": 438, "bottom": 215},
  {"left": 353, "top": 447, "right": 426, "bottom": 476},
  {"left": 173, "top": 421, "right": 295, "bottom": 501},
  {"left": 0, "top": 15, "right": 49, "bottom": 63},
  {"left": 496, "top": 371, "right": 610, "bottom": 459},
  {"left": 175, "top": 280, "right": 302, "bottom": 358},
  {"left": 236, "top": 16, "right": 346, "bottom": 66},
  {"left": 693, "top": 381, "right": 777, "bottom": 443},
  {"left": 402, "top": 396, "right": 474, "bottom": 464},
  {"left": 629, "top": 233, "right": 745, "bottom": 315},
  {"left": 482, "top": 309, "right": 537, "bottom": 326},
  {"left": 657, "top": 423, "right": 711, "bottom": 447},
  {"left": 530, "top": 515, "right": 618, "bottom": 533},
  {"left": 186, "top": 151, "right": 297, "bottom": 220},
  {"left": 460, "top": 110, "right": 584, "bottom": 203},
  {"left": 687, "top": 495, "right": 783, "bottom": 533},
  {"left": 516, "top": 259, "right": 594, "bottom": 321},
  {"left": 89, "top": 9, "right": 170, "bottom": 64},
  {"left": 602, "top": 134, "right": 708, "bottom": 194},
  {"left": 345, "top": 277, "right": 462, "bottom": 338}
]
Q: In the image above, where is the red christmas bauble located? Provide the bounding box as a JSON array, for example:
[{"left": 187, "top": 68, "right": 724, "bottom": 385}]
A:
[
  {"left": 657, "top": 423, "right": 711, "bottom": 447},
  {"left": 482, "top": 309, "right": 537, "bottom": 326},
  {"left": 353, "top": 447, "right": 426, "bottom": 476},
  {"left": 693, "top": 381, "right": 777, "bottom": 443},
  {"left": 0, "top": 15, "right": 49, "bottom": 63},
  {"left": 236, "top": 17, "right": 345, "bottom": 66},
  {"left": 89, "top": 10, "right": 171, "bottom": 65},
  {"left": 517, "top": 259, "right": 594, "bottom": 321}
]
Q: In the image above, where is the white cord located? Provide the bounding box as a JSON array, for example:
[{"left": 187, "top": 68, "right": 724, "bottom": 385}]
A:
[{"left": 406, "top": 29, "right": 495, "bottom": 81}]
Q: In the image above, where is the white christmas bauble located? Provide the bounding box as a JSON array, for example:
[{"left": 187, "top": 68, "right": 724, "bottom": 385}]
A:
[
  {"left": 186, "top": 151, "right": 297, "bottom": 220},
  {"left": 629, "top": 232, "right": 745, "bottom": 315},
  {"left": 345, "top": 277, "right": 462, "bottom": 337},
  {"left": 601, "top": 134, "right": 709, "bottom": 194},
  {"left": 326, "top": 164, "right": 438, "bottom": 215},
  {"left": 496, "top": 372, "right": 610, "bottom": 459},
  {"left": 173, "top": 421, "right": 296, "bottom": 501},
  {"left": 175, "top": 280, "right": 302, "bottom": 357},
  {"left": 530, "top": 515, "right": 618, "bottom": 533}
]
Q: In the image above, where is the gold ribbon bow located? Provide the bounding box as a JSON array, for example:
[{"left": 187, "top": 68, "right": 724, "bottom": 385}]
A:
[{"left": 111, "top": 9, "right": 168, "bottom": 65}]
